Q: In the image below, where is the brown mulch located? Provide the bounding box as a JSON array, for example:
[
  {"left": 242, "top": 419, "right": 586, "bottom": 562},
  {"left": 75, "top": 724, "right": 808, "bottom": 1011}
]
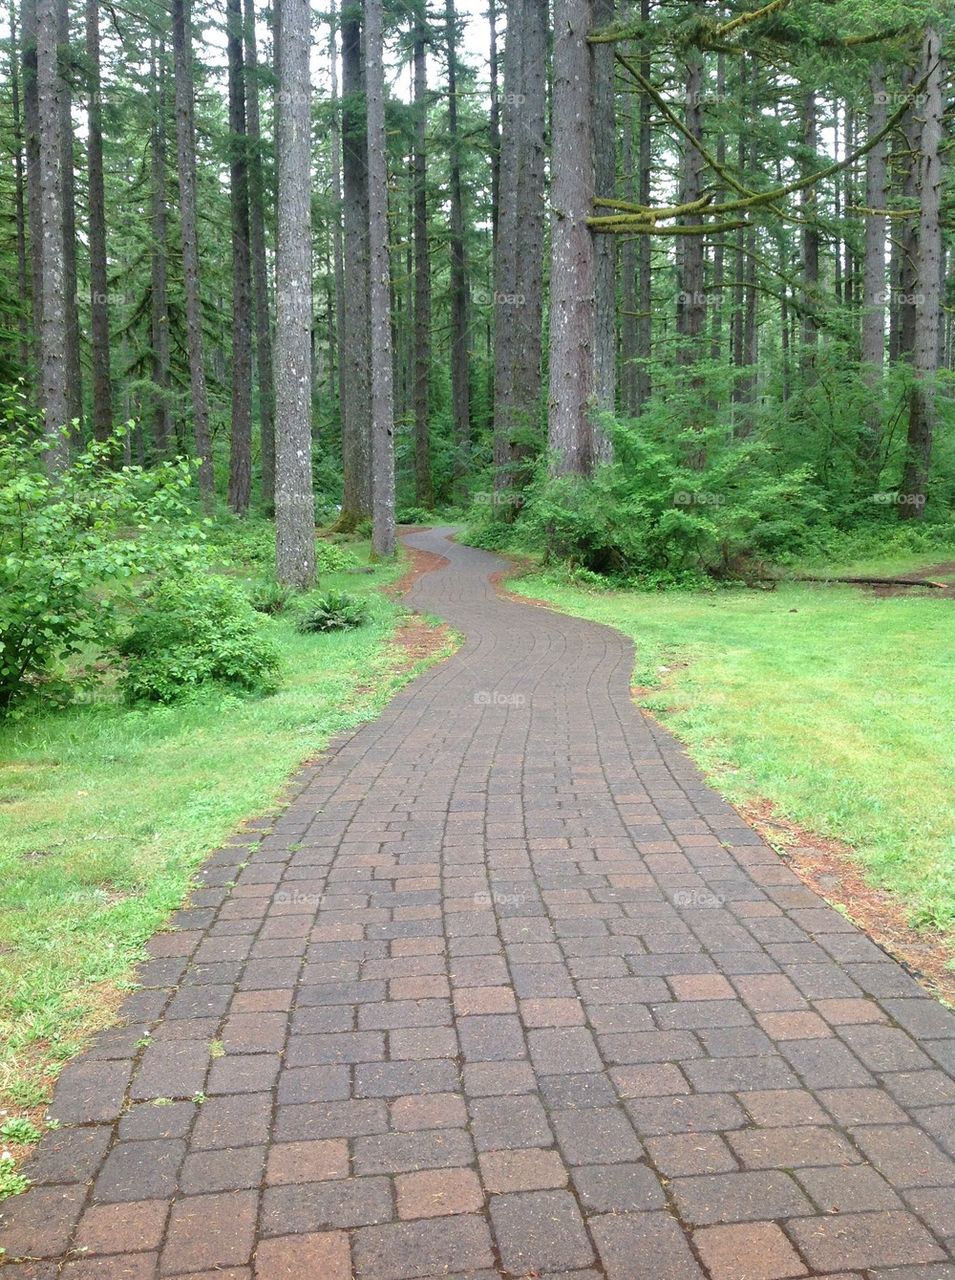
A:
[
  {"left": 738, "top": 797, "right": 955, "bottom": 1006},
  {"left": 385, "top": 539, "right": 451, "bottom": 598}
]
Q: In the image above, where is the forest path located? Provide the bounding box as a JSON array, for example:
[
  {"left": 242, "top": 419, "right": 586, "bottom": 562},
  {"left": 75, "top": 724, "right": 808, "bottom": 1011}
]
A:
[{"left": 3, "top": 527, "right": 955, "bottom": 1277}]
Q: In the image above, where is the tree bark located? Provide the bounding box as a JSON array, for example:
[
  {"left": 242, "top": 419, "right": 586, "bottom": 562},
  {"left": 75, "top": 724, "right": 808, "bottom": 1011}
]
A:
[
  {"left": 634, "top": 0, "right": 651, "bottom": 409},
  {"left": 412, "top": 9, "right": 434, "bottom": 508},
  {"left": 897, "top": 60, "right": 920, "bottom": 363},
  {"left": 10, "top": 3, "right": 30, "bottom": 369},
  {"left": 57, "top": 0, "right": 81, "bottom": 432},
  {"left": 36, "top": 0, "right": 69, "bottom": 471},
  {"left": 487, "top": 0, "right": 500, "bottom": 241},
  {"left": 547, "top": 0, "right": 595, "bottom": 475},
  {"left": 85, "top": 0, "right": 111, "bottom": 443},
  {"left": 23, "top": 0, "right": 43, "bottom": 371},
  {"left": 445, "top": 0, "right": 470, "bottom": 498},
  {"left": 340, "top": 0, "right": 372, "bottom": 524},
  {"left": 591, "top": 0, "right": 614, "bottom": 456},
  {"left": 365, "top": 0, "right": 396, "bottom": 556},
  {"left": 800, "top": 90, "right": 820, "bottom": 361},
  {"left": 620, "top": 99, "right": 638, "bottom": 415},
  {"left": 329, "top": 0, "right": 346, "bottom": 436},
  {"left": 244, "top": 0, "right": 275, "bottom": 510},
  {"left": 493, "top": 0, "right": 546, "bottom": 495},
  {"left": 676, "top": 23, "right": 706, "bottom": 462},
  {"left": 172, "top": 0, "right": 214, "bottom": 504},
  {"left": 227, "top": 0, "right": 253, "bottom": 513},
  {"left": 150, "top": 42, "right": 173, "bottom": 458},
  {"left": 899, "top": 29, "right": 943, "bottom": 519},
  {"left": 274, "top": 0, "right": 316, "bottom": 586},
  {"left": 860, "top": 62, "right": 888, "bottom": 471}
]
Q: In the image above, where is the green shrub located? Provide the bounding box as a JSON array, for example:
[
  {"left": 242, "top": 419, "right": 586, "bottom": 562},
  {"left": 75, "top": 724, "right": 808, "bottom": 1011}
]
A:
[
  {"left": 0, "top": 391, "right": 203, "bottom": 713},
  {"left": 245, "top": 577, "right": 297, "bottom": 615},
  {"left": 316, "top": 540, "right": 360, "bottom": 573},
  {"left": 118, "top": 574, "right": 280, "bottom": 703},
  {"left": 294, "top": 590, "right": 370, "bottom": 634}
]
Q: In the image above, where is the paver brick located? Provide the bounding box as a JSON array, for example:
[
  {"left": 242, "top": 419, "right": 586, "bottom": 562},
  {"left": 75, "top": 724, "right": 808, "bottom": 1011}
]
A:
[
  {"left": 693, "top": 1222, "right": 807, "bottom": 1280},
  {"left": 396, "top": 1167, "right": 484, "bottom": 1218},
  {"left": 591, "top": 1210, "right": 705, "bottom": 1280},
  {"left": 786, "top": 1210, "right": 945, "bottom": 1271},
  {"left": 253, "top": 1231, "right": 351, "bottom": 1279},
  {"left": 489, "top": 1190, "right": 594, "bottom": 1273},
  {"left": 160, "top": 1191, "right": 258, "bottom": 1273}
]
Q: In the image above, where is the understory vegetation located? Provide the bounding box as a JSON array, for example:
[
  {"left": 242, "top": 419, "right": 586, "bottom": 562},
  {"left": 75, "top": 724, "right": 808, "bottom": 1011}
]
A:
[
  {"left": 0, "top": 427, "right": 448, "bottom": 1114},
  {"left": 464, "top": 384, "right": 955, "bottom": 588}
]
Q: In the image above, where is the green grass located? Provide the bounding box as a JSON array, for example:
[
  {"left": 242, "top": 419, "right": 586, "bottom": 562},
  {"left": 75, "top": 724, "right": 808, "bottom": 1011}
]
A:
[
  {"left": 512, "top": 573, "right": 955, "bottom": 952},
  {"left": 0, "top": 544, "right": 447, "bottom": 1109}
]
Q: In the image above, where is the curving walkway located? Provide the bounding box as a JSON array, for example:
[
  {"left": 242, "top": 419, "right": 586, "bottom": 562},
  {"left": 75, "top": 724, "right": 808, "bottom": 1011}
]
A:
[{"left": 3, "top": 528, "right": 955, "bottom": 1278}]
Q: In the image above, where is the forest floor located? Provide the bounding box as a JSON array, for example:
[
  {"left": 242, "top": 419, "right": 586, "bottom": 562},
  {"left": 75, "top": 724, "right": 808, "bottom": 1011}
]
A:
[
  {"left": 508, "top": 564, "right": 955, "bottom": 996},
  {"left": 0, "top": 535, "right": 454, "bottom": 1129}
]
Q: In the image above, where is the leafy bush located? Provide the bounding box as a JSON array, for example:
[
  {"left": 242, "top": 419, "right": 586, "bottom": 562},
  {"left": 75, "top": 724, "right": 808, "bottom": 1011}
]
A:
[
  {"left": 294, "top": 590, "right": 370, "bottom": 633},
  {"left": 0, "top": 391, "right": 203, "bottom": 713},
  {"left": 487, "top": 415, "right": 827, "bottom": 585},
  {"left": 118, "top": 574, "right": 280, "bottom": 703},
  {"left": 316, "top": 540, "right": 360, "bottom": 573}
]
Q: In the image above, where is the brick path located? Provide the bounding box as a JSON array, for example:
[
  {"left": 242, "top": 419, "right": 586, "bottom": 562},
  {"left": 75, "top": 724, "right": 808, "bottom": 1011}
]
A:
[{"left": 4, "top": 527, "right": 955, "bottom": 1278}]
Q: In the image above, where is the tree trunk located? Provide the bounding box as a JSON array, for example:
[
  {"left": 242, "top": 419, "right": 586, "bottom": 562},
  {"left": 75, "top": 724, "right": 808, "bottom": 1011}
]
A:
[
  {"left": 800, "top": 90, "right": 819, "bottom": 361},
  {"left": 274, "top": 0, "right": 315, "bottom": 586},
  {"left": 445, "top": 0, "right": 471, "bottom": 498},
  {"left": 244, "top": 0, "right": 276, "bottom": 510},
  {"left": 547, "top": 0, "right": 595, "bottom": 475},
  {"left": 227, "top": 0, "right": 253, "bottom": 513},
  {"left": 150, "top": 42, "right": 173, "bottom": 458},
  {"left": 57, "top": 0, "right": 81, "bottom": 432},
  {"left": 329, "top": 0, "right": 346, "bottom": 434},
  {"left": 10, "top": 3, "right": 30, "bottom": 370},
  {"left": 85, "top": 0, "right": 111, "bottom": 443},
  {"left": 340, "top": 0, "right": 372, "bottom": 524},
  {"left": 708, "top": 54, "right": 725, "bottom": 368},
  {"left": 487, "top": 0, "right": 500, "bottom": 241},
  {"left": 493, "top": 0, "right": 546, "bottom": 495},
  {"left": 365, "top": 0, "right": 396, "bottom": 556},
  {"left": 899, "top": 29, "right": 943, "bottom": 519},
  {"left": 23, "top": 0, "right": 42, "bottom": 371},
  {"left": 860, "top": 62, "right": 888, "bottom": 471},
  {"left": 172, "top": 0, "right": 214, "bottom": 505},
  {"left": 635, "top": 0, "right": 651, "bottom": 409},
  {"left": 591, "top": 0, "right": 614, "bottom": 457},
  {"left": 620, "top": 98, "right": 637, "bottom": 415},
  {"left": 36, "top": 0, "right": 68, "bottom": 470},
  {"left": 412, "top": 11, "right": 434, "bottom": 508},
  {"left": 897, "top": 60, "right": 920, "bottom": 363},
  {"left": 676, "top": 26, "right": 706, "bottom": 463}
]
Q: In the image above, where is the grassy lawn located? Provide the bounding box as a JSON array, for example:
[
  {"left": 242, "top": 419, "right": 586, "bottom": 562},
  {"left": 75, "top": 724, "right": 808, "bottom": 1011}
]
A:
[
  {"left": 512, "top": 572, "right": 955, "bottom": 955},
  {"left": 0, "top": 544, "right": 445, "bottom": 1111}
]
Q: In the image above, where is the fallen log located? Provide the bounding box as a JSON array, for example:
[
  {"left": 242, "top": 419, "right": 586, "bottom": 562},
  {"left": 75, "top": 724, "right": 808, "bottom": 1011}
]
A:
[{"left": 756, "top": 574, "right": 950, "bottom": 589}]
